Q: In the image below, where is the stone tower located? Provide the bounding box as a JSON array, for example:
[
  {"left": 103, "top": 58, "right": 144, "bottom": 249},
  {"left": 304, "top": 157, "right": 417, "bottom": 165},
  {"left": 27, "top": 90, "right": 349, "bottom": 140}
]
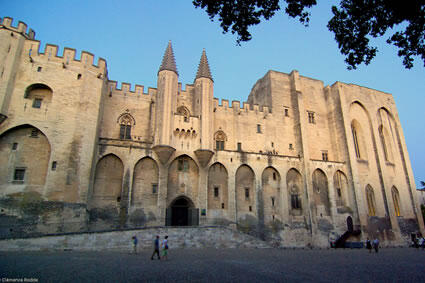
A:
[
  {"left": 194, "top": 49, "right": 214, "bottom": 150},
  {"left": 155, "top": 41, "right": 178, "bottom": 146},
  {"left": 0, "top": 18, "right": 33, "bottom": 121}
]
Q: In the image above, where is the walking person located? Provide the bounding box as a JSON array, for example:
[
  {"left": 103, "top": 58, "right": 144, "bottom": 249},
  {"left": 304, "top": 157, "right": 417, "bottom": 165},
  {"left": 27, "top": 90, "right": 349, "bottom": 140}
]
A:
[
  {"left": 366, "top": 238, "right": 372, "bottom": 253},
  {"left": 373, "top": 238, "right": 379, "bottom": 253},
  {"left": 162, "top": 235, "right": 169, "bottom": 260},
  {"left": 418, "top": 236, "right": 424, "bottom": 250},
  {"left": 151, "top": 235, "right": 161, "bottom": 260},
  {"left": 132, "top": 235, "right": 138, "bottom": 254}
]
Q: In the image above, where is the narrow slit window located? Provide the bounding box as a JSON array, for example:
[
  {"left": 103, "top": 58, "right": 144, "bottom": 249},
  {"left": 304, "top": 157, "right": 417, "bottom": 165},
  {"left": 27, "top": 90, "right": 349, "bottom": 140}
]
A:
[
  {"left": 245, "top": 187, "right": 250, "bottom": 199},
  {"left": 214, "top": 187, "right": 219, "bottom": 198},
  {"left": 308, "top": 111, "right": 315, "bottom": 124},
  {"left": 152, "top": 184, "right": 158, "bottom": 194},
  {"left": 352, "top": 126, "right": 361, "bottom": 158}
]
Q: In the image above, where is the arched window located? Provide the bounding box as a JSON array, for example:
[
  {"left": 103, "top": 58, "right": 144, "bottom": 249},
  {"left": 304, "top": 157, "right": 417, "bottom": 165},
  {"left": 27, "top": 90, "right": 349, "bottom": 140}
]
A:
[
  {"left": 177, "top": 106, "right": 190, "bottom": 122},
  {"left": 117, "top": 112, "right": 135, "bottom": 140},
  {"left": 366, "top": 185, "right": 376, "bottom": 216},
  {"left": 24, "top": 83, "right": 53, "bottom": 109},
  {"left": 214, "top": 130, "right": 226, "bottom": 151},
  {"left": 352, "top": 124, "right": 361, "bottom": 158},
  {"left": 392, "top": 187, "right": 401, "bottom": 216},
  {"left": 379, "top": 125, "right": 393, "bottom": 162},
  {"left": 378, "top": 126, "right": 387, "bottom": 160}
]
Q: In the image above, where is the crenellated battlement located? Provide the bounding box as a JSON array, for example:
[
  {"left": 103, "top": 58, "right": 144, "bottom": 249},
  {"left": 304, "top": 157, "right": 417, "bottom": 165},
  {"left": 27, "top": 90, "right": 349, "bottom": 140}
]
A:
[
  {"left": 213, "top": 97, "right": 272, "bottom": 116},
  {"left": 107, "top": 81, "right": 156, "bottom": 98},
  {"left": 24, "top": 40, "right": 107, "bottom": 70},
  {"left": 0, "top": 16, "right": 36, "bottom": 39}
]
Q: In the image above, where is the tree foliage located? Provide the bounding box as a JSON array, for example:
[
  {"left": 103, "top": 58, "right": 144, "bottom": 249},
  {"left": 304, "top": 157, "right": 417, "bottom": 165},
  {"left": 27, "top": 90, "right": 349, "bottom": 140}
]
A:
[{"left": 193, "top": 0, "right": 425, "bottom": 69}]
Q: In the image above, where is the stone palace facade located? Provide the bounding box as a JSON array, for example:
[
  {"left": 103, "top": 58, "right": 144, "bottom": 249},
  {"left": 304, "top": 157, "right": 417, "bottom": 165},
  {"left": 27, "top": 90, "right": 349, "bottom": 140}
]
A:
[{"left": 0, "top": 17, "right": 423, "bottom": 247}]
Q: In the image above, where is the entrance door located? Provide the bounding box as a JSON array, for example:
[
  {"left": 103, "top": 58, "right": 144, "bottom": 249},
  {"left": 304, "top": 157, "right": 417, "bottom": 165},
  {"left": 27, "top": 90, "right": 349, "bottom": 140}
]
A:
[
  {"left": 172, "top": 198, "right": 189, "bottom": 226},
  {"left": 166, "top": 197, "right": 199, "bottom": 226}
]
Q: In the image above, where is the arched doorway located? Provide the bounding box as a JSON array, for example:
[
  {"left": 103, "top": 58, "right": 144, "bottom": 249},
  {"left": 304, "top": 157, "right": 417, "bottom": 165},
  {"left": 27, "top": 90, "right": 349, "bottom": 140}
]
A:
[{"left": 166, "top": 196, "right": 198, "bottom": 226}]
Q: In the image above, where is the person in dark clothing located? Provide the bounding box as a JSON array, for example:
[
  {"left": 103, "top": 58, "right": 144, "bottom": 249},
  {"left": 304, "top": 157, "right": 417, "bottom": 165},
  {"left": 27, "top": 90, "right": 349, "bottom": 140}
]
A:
[
  {"left": 366, "top": 238, "right": 372, "bottom": 253},
  {"left": 132, "top": 235, "right": 138, "bottom": 254},
  {"left": 151, "top": 235, "right": 161, "bottom": 260}
]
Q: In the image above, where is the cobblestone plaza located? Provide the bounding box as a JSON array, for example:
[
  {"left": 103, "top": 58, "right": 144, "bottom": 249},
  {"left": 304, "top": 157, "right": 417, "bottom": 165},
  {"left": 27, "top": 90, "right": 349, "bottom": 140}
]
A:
[{"left": 1, "top": 248, "right": 424, "bottom": 282}]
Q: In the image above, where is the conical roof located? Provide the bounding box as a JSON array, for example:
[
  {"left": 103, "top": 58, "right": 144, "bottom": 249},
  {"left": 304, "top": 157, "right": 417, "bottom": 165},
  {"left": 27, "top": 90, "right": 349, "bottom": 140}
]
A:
[
  {"left": 195, "top": 49, "right": 213, "bottom": 81},
  {"left": 158, "top": 41, "right": 178, "bottom": 75}
]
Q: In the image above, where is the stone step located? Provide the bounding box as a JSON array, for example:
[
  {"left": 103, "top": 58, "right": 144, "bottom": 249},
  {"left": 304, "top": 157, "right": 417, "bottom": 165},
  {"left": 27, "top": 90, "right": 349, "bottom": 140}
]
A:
[{"left": 0, "top": 226, "right": 272, "bottom": 251}]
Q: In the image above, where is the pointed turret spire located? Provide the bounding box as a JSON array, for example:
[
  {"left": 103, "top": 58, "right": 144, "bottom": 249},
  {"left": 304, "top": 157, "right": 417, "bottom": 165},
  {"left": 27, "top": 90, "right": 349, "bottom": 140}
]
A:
[
  {"left": 158, "top": 41, "right": 178, "bottom": 75},
  {"left": 195, "top": 49, "right": 213, "bottom": 81}
]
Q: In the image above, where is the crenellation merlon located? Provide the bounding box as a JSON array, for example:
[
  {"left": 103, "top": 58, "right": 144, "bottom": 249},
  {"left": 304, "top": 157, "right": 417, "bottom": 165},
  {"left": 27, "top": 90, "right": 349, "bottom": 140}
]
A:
[
  {"left": 213, "top": 98, "right": 219, "bottom": 108},
  {"left": 214, "top": 98, "right": 271, "bottom": 115},
  {"left": 32, "top": 43, "right": 107, "bottom": 69},
  {"left": 44, "top": 44, "right": 59, "bottom": 57},
  {"left": 81, "top": 51, "right": 94, "bottom": 66},
  {"left": 1, "top": 17, "right": 34, "bottom": 38},
  {"left": 107, "top": 81, "right": 151, "bottom": 97}
]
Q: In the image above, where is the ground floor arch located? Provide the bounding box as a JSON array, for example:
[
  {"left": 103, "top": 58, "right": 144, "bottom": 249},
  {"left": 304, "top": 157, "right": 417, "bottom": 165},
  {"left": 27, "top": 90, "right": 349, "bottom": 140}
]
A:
[
  {"left": 0, "top": 124, "right": 51, "bottom": 193},
  {"left": 166, "top": 196, "right": 199, "bottom": 226}
]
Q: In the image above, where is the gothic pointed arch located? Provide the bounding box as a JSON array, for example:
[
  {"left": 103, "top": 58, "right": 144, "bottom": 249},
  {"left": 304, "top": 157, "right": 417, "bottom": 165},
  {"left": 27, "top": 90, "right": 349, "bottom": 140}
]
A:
[
  {"left": 235, "top": 164, "right": 255, "bottom": 219},
  {"left": 365, "top": 185, "right": 377, "bottom": 216},
  {"left": 333, "top": 170, "right": 348, "bottom": 207},
  {"left": 208, "top": 162, "right": 228, "bottom": 214},
  {"left": 261, "top": 166, "right": 281, "bottom": 224},
  {"left": 391, "top": 186, "right": 401, "bottom": 216},
  {"left": 378, "top": 125, "right": 394, "bottom": 162},
  {"left": 349, "top": 101, "right": 372, "bottom": 161},
  {"left": 312, "top": 169, "right": 330, "bottom": 216},
  {"left": 287, "top": 168, "right": 303, "bottom": 216},
  {"left": 167, "top": 155, "right": 199, "bottom": 207},
  {"left": 117, "top": 111, "right": 135, "bottom": 140},
  {"left": 91, "top": 154, "right": 124, "bottom": 208},
  {"left": 214, "top": 130, "right": 227, "bottom": 150},
  {"left": 132, "top": 157, "right": 159, "bottom": 207},
  {"left": 176, "top": 106, "right": 190, "bottom": 122},
  {"left": 0, "top": 124, "right": 51, "bottom": 194},
  {"left": 351, "top": 119, "right": 368, "bottom": 160}
]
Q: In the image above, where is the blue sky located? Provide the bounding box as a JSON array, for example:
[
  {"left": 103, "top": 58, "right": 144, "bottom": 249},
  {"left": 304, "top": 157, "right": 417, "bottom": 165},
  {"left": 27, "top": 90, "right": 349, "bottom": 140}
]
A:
[{"left": 2, "top": 0, "right": 424, "bottom": 187}]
